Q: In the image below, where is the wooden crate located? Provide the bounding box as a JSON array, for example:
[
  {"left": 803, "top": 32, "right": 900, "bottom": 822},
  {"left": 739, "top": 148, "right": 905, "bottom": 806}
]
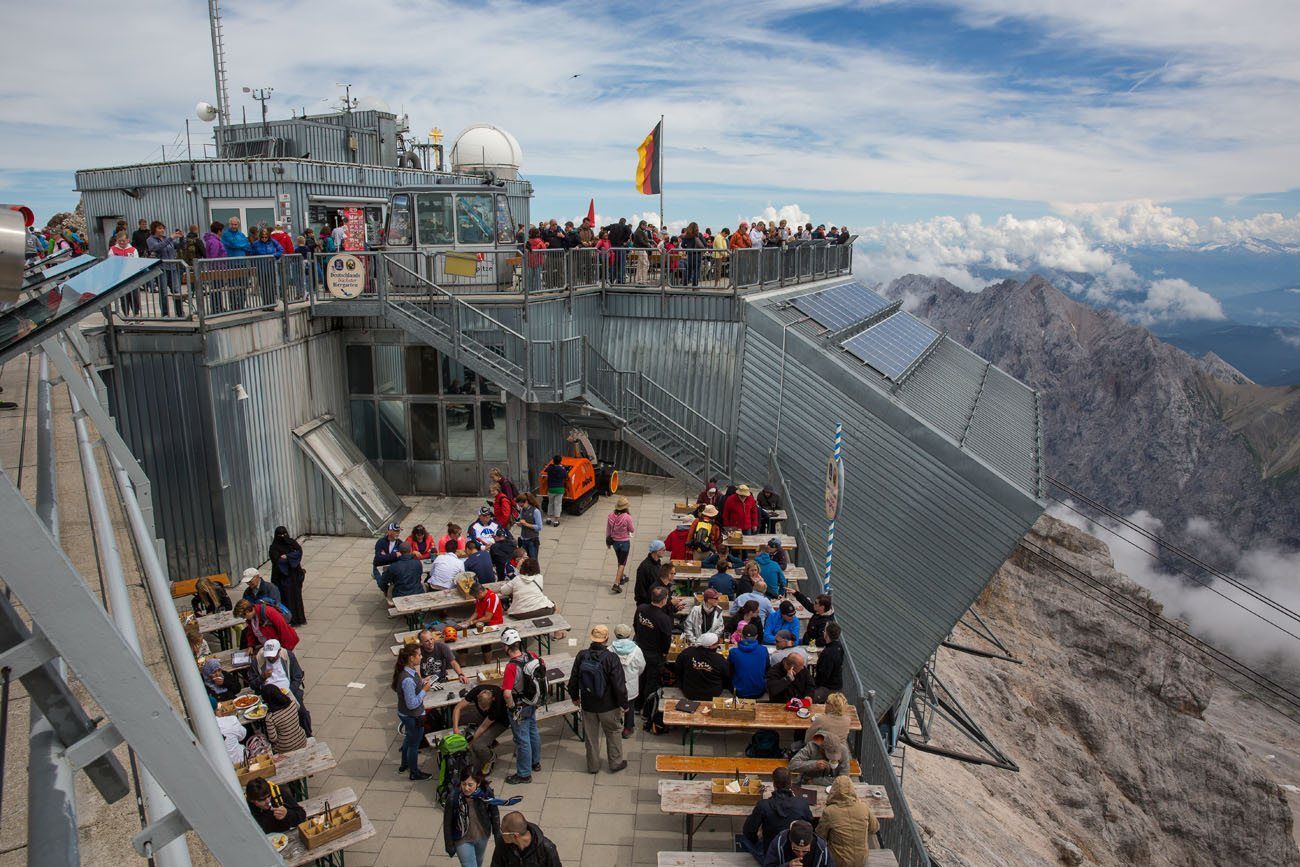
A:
[
  {"left": 234, "top": 754, "right": 275, "bottom": 787},
  {"left": 298, "top": 803, "right": 363, "bottom": 851},
  {"left": 673, "top": 502, "right": 693, "bottom": 513},
  {"left": 710, "top": 697, "right": 756, "bottom": 721},
  {"left": 710, "top": 777, "right": 763, "bottom": 806},
  {"left": 215, "top": 700, "right": 237, "bottom": 718},
  {"left": 725, "top": 531, "right": 743, "bottom": 546}
]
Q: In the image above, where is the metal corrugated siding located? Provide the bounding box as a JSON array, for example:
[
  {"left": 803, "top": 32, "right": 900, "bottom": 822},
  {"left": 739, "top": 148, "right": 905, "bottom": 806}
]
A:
[
  {"left": 964, "top": 365, "right": 1040, "bottom": 496},
  {"left": 894, "top": 338, "right": 988, "bottom": 442},
  {"left": 602, "top": 291, "right": 736, "bottom": 321},
  {"left": 734, "top": 325, "right": 1041, "bottom": 710}
]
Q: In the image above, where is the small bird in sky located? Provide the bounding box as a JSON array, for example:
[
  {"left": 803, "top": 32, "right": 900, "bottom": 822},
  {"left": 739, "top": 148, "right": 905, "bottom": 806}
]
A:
[{"left": 571, "top": 74, "right": 582, "bottom": 78}]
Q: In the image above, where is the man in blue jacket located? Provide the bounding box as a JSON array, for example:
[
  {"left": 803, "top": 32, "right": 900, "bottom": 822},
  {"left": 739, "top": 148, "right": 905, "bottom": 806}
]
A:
[
  {"left": 220, "top": 217, "right": 251, "bottom": 256},
  {"left": 463, "top": 539, "right": 496, "bottom": 586},
  {"left": 754, "top": 545, "right": 786, "bottom": 599},
  {"left": 373, "top": 522, "right": 402, "bottom": 590},
  {"left": 381, "top": 543, "right": 424, "bottom": 601},
  {"left": 727, "top": 623, "right": 769, "bottom": 699},
  {"left": 762, "top": 601, "right": 801, "bottom": 646}
]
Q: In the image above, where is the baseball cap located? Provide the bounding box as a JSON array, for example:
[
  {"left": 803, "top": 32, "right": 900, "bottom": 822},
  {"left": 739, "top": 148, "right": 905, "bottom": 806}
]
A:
[
  {"left": 478, "top": 505, "right": 493, "bottom": 516},
  {"left": 614, "top": 623, "right": 633, "bottom": 639},
  {"left": 589, "top": 624, "right": 610, "bottom": 643},
  {"left": 779, "top": 601, "right": 796, "bottom": 616},
  {"left": 261, "top": 639, "right": 281, "bottom": 657},
  {"left": 386, "top": 522, "right": 401, "bottom": 532},
  {"left": 242, "top": 567, "right": 260, "bottom": 581},
  {"left": 702, "top": 588, "right": 720, "bottom": 600},
  {"left": 495, "top": 526, "right": 510, "bottom": 538},
  {"left": 767, "top": 537, "right": 782, "bottom": 548},
  {"left": 648, "top": 540, "right": 666, "bottom": 552}
]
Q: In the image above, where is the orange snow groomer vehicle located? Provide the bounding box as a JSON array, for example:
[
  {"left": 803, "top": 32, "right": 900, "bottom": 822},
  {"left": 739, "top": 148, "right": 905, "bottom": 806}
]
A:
[{"left": 538, "top": 429, "right": 619, "bottom": 515}]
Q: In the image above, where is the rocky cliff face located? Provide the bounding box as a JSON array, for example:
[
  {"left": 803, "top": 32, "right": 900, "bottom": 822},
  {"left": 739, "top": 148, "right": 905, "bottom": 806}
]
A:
[
  {"left": 882, "top": 274, "right": 1300, "bottom": 554},
  {"left": 906, "top": 516, "right": 1299, "bottom": 866}
]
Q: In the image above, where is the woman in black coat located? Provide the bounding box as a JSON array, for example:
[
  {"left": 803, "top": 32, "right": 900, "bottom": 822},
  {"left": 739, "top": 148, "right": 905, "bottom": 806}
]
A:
[
  {"left": 268, "top": 526, "right": 307, "bottom": 626},
  {"left": 442, "top": 769, "right": 503, "bottom": 865}
]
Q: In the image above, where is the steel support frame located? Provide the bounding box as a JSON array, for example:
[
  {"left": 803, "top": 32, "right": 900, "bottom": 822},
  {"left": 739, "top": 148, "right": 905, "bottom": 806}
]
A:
[
  {"left": 901, "top": 660, "right": 1019, "bottom": 771},
  {"left": 941, "top": 607, "right": 1022, "bottom": 664},
  {"left": 0, "top": 475, "right": 284, "bottom": 864}
]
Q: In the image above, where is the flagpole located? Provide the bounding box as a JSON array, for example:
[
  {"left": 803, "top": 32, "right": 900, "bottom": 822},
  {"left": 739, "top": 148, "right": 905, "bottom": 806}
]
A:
[{"left": 658, "top": 114, "right": 665, "bottom": 235}]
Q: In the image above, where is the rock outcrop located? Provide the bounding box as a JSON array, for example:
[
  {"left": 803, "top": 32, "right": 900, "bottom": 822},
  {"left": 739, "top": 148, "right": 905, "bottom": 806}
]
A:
[{"left": 906, "top": 515, "right": 1299, "bottom": 866}]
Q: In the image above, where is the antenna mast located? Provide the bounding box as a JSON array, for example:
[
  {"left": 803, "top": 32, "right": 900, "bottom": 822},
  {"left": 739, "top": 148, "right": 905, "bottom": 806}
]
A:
[{"left": 207, "top": 0, "right": 232, "bottom": 127}]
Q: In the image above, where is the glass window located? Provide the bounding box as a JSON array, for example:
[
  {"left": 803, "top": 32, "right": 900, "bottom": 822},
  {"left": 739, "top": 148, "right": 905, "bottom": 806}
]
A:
[
  {"left": 245, "top": 207, "right": 277, "bottom": 234},
  {"left": 441, "top": 355, "right": 476, "bottom": 394},
  {"left": 416, "top": 193, "right": 454, "bottom": 245},
  {"left": 494, "top": 194, "right": 514, "bottom": 244},
  {"left": 374, "top": 345, "right": 405, "bottom": 394},
  {"left": 445, "top": 403, "right": 477, "bottom": 460},
  {"left": 378, "top": 400, "right": 408, "bottom": 460},
  {"left": 410, "top": 403, "right": 442, "bottom": 460},
  {"left": 405, "top": 345, "right": 439, "bottom": 394},
  {"left": 387, "top": 194, "right": 413, "bottom": 246},
  {"left": 480, "top": 401, "right": 507, "bottom": 460},
  {"left": 346, "top": 345, "right": 374, "bottom": 394},
  {"left": 350, "top": 399, "right": 378, "bottom": 459},
  {"left": 456, "top": 194, "right": 494, "bottom": 245}
]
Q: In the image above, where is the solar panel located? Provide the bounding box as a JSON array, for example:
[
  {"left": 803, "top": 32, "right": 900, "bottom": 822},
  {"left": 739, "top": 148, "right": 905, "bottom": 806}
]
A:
[
  {"left": 791, "top": 283, "right": 892, "bottom": 332},
  {"left": 841, "top": 312, "right": 940, "bottom": 380}
]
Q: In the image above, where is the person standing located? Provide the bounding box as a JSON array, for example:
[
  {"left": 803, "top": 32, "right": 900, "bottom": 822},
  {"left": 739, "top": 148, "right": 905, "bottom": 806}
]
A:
[
  {"left": 633, "top": 540, "right": 667, "bottom": 606},
  {"left": 130, "top": 219, "right": 152, "bottom": 256},
  {"left": 491, "top": 811, "right": 562, "bottom": 867},
  {"left": 442, "top": 769, "right": 502, "bottom": 867},
  {"left": 756, "top": 484, "right": 781, "bottom": 535},
  {"left": 491, "top": 482, "right": 514, "bottom": 530},
  {"left": 270, "top": 224, "right": 294, "bottom": 254},
  {"left": 234, "top": 598, "right": 298, "bottom": 652},
  {"left": 202, "top": 222, "right": 227, "bottom": 259},
  {"left": 605, "top": 496, "right": 635, "bottom": 594},
  {"left": 490, "top": 467, "right": 519, "bottom": 502},
  {"left": 499, "top": 629, "right": 545, "bottom": 785},
  {"left": 722, "top": 485, "right": 760, "bottom": 534},
  {"left": 542, "top": 456, "right": 568, "bottom": 527},
  {"left": 567, "top": 625, "right": 629, "bottom": 774},
  {"left": 393, "top": 644, "right": 433, "bottom": 780},
  {"left": 610, "top": 623, "right": 644, "bottom": 739},
  {"left": 812, "top": 622, "right": 845, "bottom": 701},
  {"left": 268, "top": 526, "right": 307, "bottom": 626},
  {"left": 221, "top": 217, "right": 251, "bottom": 256},
  {"left": 514, "top": 493, "right": 543, "bottom": 561},
  {"left": 633, "top": 586, "right": 674, "bottom": 719},
  {"left": 145, "top": 222, "right": 181, "bottom": 317}
]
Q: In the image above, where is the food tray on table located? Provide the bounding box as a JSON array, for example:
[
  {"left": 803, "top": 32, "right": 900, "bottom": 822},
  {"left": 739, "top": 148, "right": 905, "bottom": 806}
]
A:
[
  {"left": 710, "top": 697, "right": 756, "bottom": 720},
  {"left": 234, "top": 754, "right": 275, "bottom": 786},
  {"left": 298, "top": 802, "right": 363, "bottom": 851},
  {"left": 711, "top": 776, "right": 763, "bottom": 805}
]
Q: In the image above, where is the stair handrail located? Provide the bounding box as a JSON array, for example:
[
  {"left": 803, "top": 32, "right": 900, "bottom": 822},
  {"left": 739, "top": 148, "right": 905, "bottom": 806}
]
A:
[
  {"left": 384, "top": 256, "right": 525, "bottom": 342},
  {"left": 632, "top": 370, "right": 729, "bottom": 443},
  {"left": 623, "top": 389, "right": 711, "bottom": 477}
]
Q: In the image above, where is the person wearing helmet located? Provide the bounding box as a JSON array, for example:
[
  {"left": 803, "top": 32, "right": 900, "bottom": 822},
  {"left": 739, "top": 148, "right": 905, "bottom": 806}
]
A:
[{"left": 499, "top": 628, "right": 546, "bottom": 785}]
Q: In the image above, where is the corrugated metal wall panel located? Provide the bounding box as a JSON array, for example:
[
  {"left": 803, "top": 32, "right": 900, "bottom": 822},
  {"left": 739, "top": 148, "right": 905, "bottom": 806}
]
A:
[
  {"left": 734, "top": 325, "right": 1040, "bottom": 711},
  {"left": 895, "top": 338, "right": 988, "bottom": 442}
]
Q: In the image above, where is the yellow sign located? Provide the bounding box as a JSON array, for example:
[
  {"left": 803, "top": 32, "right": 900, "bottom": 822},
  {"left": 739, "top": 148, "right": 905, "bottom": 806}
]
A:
[{"left": 444, "top": 252, "right": 479, "bottom": 277}]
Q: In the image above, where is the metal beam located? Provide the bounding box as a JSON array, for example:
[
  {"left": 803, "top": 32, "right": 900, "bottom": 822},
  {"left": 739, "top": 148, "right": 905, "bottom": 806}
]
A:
[{"left": 0, "top": 475, "right": 284, "bottom": 865}]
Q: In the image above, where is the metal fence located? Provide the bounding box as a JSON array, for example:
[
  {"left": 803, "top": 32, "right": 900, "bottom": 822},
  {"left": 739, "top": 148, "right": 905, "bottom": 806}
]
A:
[{"left": 110, "top": 260, "right": 194, "bottom": 320}]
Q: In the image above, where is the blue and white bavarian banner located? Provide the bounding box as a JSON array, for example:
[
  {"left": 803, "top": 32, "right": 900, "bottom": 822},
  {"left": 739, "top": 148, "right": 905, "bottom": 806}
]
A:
[{"left": 823, "top": 423, "right": 844, "bottom": 592}]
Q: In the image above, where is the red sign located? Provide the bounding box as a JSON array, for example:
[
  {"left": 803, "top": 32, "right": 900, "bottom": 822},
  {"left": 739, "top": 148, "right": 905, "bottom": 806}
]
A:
[{"left": 343, "top": 207, "right": 365, "bottom": 252}]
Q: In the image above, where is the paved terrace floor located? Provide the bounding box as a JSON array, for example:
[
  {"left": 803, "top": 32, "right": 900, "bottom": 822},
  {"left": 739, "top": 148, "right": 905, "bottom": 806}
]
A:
[{"left": 298, "top": 474, "right": 765, "bottom": 866}]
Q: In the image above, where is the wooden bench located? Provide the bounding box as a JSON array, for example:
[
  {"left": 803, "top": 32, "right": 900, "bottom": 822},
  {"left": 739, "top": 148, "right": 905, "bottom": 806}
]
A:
[
  {"left": 424, "top": 700, "right": 583, "bottom": 748},
  {"left": 658, "top": 852, "right": 897, "bottom": 866},
  {"left": 171, "top": 572, "right": 230, "bottom": 599},
  {"left": 280, "top": 786, "right": 376, "bottom": 867},
  {"left": 653, "top": 754, "right": 862, "bottom": 779}
]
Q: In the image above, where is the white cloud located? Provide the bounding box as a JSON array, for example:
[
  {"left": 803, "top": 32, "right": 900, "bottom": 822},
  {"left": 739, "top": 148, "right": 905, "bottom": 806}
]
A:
[
  {"left": 1134, "top": 278, "right": 1225, "bottom": 323},
  {"left": 748, "top": 205, "right": 813, "bottom": 230},
  {"left": 1056, "top": 199, "right": 1300, "bottom": 247}
]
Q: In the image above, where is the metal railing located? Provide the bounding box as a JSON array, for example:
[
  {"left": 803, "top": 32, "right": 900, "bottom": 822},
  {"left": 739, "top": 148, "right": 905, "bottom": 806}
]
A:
[
  {"left": 194, "top": 253, "right": 286, "bottom": 316},
  {"left": 110, "top": 259, "right": 195, "bottom": 320},
  {"left": 862, "top": 690, "right": 932, "bottom": 867}
]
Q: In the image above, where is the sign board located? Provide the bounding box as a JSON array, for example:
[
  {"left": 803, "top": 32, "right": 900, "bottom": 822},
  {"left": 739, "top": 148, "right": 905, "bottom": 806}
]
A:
[
  {"left": 342, "top": 207, "right": 365, "bottom": 252},
  {"left": 824, "top": 449, "right": 843, "bottom": 521},
  {"left": 325, "top": 253, "right": 365, "bottom": 299}
]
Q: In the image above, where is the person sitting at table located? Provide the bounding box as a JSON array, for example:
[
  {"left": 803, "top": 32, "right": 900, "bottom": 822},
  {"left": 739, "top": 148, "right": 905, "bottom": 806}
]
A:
[
  {"left": 463, "top": 539, "right": 496, "bottom": 587},
  {"left": 731, "top": 579, "right": 774, "bottom": 619},
  {"left": 502, "top": 545, "right": 528, "bottom": 582},
  {"left": 763, "top": 600, "right": 802, "bottom": 646},
  {"left": 701, "top": 542, "right": 742, "bottom": 573},
  {"left": 722, "top": 484, "right": 760, "bottom": 534},
  {"left": 190, "top": 576, "right": 232, "bottom": 617},
  {"left": 260, "top": 683, "right": 308, "bottom": 754},
  {"left": 497, "top": 557, "right": 556, "bottom": 619},
  {"left": 766, "top": 536, "right": 790, "bottom": 571},
  {"left": 754, "top": 542, "right": 787, "bottom": 599},
  {"left": 489, "top": 526, "right": 518, "bottom": 582},
  {"left": 438, "top": 522, "right": 467, "bottom": 554},
  {"left": 738, "top": 766, "right": 812, "bottom": 861},
  {"left": 765, "top": 653, "right": 813, "bottom": 706},
  {"left": 245, "top": 777, "right": 306, "bottom": 834},
  {"left": 633, "top": 540, "right": 668, "bottom": 606},
  {"left": 234, "top": 598, "right": 299, "bottom": 652},
  {"left": 407, "top": 524, "right": 436, "bottom": 560},
  {"left": 373, "top": 522, "right": 403, "bottom": 589},
  {"left": 219, "top": 712, "right": 247, "bottom": 762},
  {"left": 655, "top": 562, "right": 689, "bottom": 615},
  {"left": 707, "top": 559, "right": 736, "bottom": 599},
  {"left": 734, "top": 559, "right": 759, "bottom": 598},
  {"left": 463, "top": 582, "right": 505, "bottom": 630},
  {"left": 797, "top": 594, "right": 835, "bottom": 647},
  {"left": 696, "top": 477, "right": 722, "bottom": 508},
  {"left": 675, "top": 632, "right": 730, "bottom": 701},
  {"left": 268, "top": 525, "right": 307, "bottom": 627},
  {"left": 768, "top": 629, "right": 809, "bottom": 668},
  {"left": 467, "top": 506, "right": 499, "bottom": 549},
  {"left": 763, "top": 819, "right": 834, "bottom": 867},
  {"left": 726, "top": 600, "right": 763, "bottom": 646},
  {"left": 789, "top": 730, "right": 850, "bottom": 787},
  {"left": 682, "top": 588, "right": 727, "bottom": 643},
  {"left": 241, "top": 568, "right": 286, "bottom": 614},
  {"left": 688, "top": 505, "right": 722, "bottom": 556},
  {"left": 256, "top": 638, "right": 293, "bottom": 694},
  {"left": 419, "top": 628, "right": 468, "bottom": 685},
  {"left": 200, "top": 657, "right": 237, "bottom": 703},
  {"left": 663, "top": 522, "right": 692, "bottom": 562},
  {"left": 806, "top": 691, "right": 852, "bottom": 746},
  {"left": 451, "top": 682, "right": 512, "bottom": 775},
  {"left": 819, "top": 774, "right": 880, "bottom": 865},
  {"left": 185, "top": 618, "right": 211, "bottom": 659},
  {"left": 728, "top": 622, "right": 770, "bottom": 699},
  {"left": 756, "top": 484, "right": 782, "bottom": 535},
  {"left": 813, "top": 623, "right": 845, "bottom": 701},
  {"left": 428, "top": 547, "right": 467, "bottom": 591},
  {"left": 381, "top": 542, "right": 425, "bottom": 602}
]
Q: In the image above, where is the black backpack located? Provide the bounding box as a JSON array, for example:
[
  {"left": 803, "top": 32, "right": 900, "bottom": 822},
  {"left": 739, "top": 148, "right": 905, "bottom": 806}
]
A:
[
  {"left": 578, "top": 651, "right": 608, "bottom": 702},
  {"left": 745, "top": 729, "right": 783, "bottom": 759},
  {"left": 509, "top": 653, "right": 548, "bottom": 707},
  {"left": 641, "top": 689, "right": 668, "bottom": 735}
]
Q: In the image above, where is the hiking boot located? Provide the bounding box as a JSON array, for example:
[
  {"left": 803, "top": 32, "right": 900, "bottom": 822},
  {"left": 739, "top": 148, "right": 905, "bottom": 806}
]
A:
[
  {"left": 609, "top": 584, "right": 623, "bottom": 594},
  {"left": 409, "top": 770, "right": 432, "bottom": 781},
  {"left": 621, "top": 728, "right": 633, "bottom": 739},
  {"left": 505, "top": 773, "right": 532, "bottom": 785},
  {"left": 398, "top": 765, "right": 408, "bottom": 774},
  {"left": 532, "top": 763, "right": 541, "bottom": 772},
  {"left": 609, "top": 761, "right": 628, "bottom": 773}
]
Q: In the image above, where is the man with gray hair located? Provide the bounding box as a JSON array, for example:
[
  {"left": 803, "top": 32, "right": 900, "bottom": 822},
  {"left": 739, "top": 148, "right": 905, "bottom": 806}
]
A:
[{"left": 380, "top": 541, "right": 423, "bottom": 601}]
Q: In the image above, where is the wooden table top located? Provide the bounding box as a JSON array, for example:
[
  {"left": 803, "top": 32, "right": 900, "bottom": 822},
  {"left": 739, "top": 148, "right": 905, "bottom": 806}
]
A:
[
  {"left": 196, "top": 611, "right": 241, "bottom": 634},
  {"left": 658, "top": 851, "right": 898, "bottom": 866},
  {"left": 387, "top": 581, "right": 502, "bottom": 616},
  {"left": 422, "top": 653, "right": 575, "bottom": 709},
  {"left": 654, "top": 754, "right": 861, "bottom": 777},
  {"left": 730, "top": 534, "right": 798, "bottom": 551},
  {"left": 662, "top": 701, "right": 860, "bottom": 732},
  {"left": 391, "top": 614, "right": 570, "bottom": 655},
  {"left": 280, "top": 786, "right": 376, "bottom": 867},
  {"left": 657, "top": 779, "right": 891, "bottom": 820},
  {"left": 268, "top": 739, "right": 336, "bottom": 786},
  {"left": 210, "top": 647, "right": 251, "bottom": 672}
]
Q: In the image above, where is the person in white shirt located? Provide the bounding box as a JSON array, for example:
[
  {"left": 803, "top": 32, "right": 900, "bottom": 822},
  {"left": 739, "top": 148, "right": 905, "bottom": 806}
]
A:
[
  {"left": 330, "top": 221, "right": 347, "bottom": 251},
  {"left": 467, "top": 507, "right": 499, "bottom": 548},
  {"left": 768, "top": 629, "right": 809, "bottom": 667},
  {"left": 427, "top": 549, "right": 465, "bottom": 590},
  {"left": 496, "top": 557, "right": 556, "bottom": 619},
  {"left": 749, "top": 222, "right": 766, "bottom": 248},
  {"left": 682, "top": 588, "right": 727, "bottom": 643}
]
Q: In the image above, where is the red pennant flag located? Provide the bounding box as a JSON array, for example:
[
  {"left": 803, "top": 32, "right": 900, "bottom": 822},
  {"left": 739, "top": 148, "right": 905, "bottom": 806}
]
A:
[{"left": 586, "top": 199, "right": 596, "bottom": 227}]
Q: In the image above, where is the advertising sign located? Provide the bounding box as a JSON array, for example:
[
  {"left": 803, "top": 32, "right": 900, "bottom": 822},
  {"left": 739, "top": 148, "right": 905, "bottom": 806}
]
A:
[
  {"left": 325, "top": 253, "right": 366, "bottom": 299},
  {"left": 342, "top": 207, "right": 365, "bottom": 252}
]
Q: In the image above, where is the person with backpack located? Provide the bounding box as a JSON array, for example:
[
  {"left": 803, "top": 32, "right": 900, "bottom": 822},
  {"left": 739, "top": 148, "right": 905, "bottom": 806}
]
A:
[
  {"left": 499, "top": 628, "right": 547, "bottom": 785},
  {"left": 689, "top": 504, "right": 721, "bottom": 555},
  {"left": 542, "top": 456, "right": 569, "bottom": 527},
  {"left": 514, "top": 493, "right": 543, "bottom": 561},
  {"left": 567, "top": 624, "right": 629, "bottom": 774},
  {"left": 442, "top": 768, "right": 503, "bottom": 867},
  {"left": 633, "top": 585, "right": 675, "bottom": 721},
  {"left": 393, "top": 644, "right": 433, "bottom": 780},
  {"left": 610, "top": 623, "right": 645, "bottom": 738},
  {"left": 490, "top": 481, "right": 515, "bottom": 530},
  {"left": 234, "top": 598, "right": 299, "bottom": 652},
  {"left": 738, "top": 766, "right": 813, "bottom": 861},
  {"left": 241, "top": 569, "right": 289, "bottom": 616}
]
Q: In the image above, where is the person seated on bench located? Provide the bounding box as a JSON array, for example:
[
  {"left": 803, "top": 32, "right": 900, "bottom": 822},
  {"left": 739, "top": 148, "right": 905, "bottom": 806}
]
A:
[
  {"left": 730, "top": 579, "right": 773, "bottom": 619},
  {"left": 451, "top": 683, "right": 511, "bottom": 774},
  {"left": 765, "top": 653, "right": 812, "bottom": 706},
  {"left": 701, "top": 542, "right": 742, "bottom": 573},
  {"left": 675, "top": 632, "right": 730, "bottom": 701},
  {"left": 497, "top": 557, "right": 556, "bottom": 619},
  {"left": 762, "top": 601, "right": 801, "bottom": 646},
  {"left": 461, "top": 582, "right": 504, "bottom": 629},
  {"left": 380, "top": 542, "right": 424, "bottom": 602},
  {"left": 707, "top": 559, "right": 736, "bottom": 599},
  {"left": 683, "top": 588, "right": 727, "bottom": 643},
  {"left": 819, "top": 774, "right": 881, "bottom": 866},
  {"left": 763, "top": 819, "right": 833, "bottom": 867},
  {"left": 767, "top": 629, "right": 808, "bottom": 668},
  {"left": 789, "top": 730, "right": 850, "bottom": 787},
  {"left": 190, "top": 576, "right": 232, "bottom": 617},
  {"left": 738, "top": 766, "right": 811, "bottom": 861},
  {"left": 245, "top": 777, "right": 306, "bottom": 834},
  {"left": 729, "top": 622, "right": 770, "bottom": 700}
]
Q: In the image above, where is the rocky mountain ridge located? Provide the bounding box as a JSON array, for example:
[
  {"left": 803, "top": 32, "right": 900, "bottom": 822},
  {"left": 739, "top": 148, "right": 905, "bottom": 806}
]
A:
[{"left": 882, "top": 273, "right": 1300, "bottom": 555}]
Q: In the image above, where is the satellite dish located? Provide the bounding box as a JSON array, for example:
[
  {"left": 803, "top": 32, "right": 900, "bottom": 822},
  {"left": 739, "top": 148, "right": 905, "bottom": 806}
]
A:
[{"left": 196, "top": 102, "right": 218, "bottom": 122}]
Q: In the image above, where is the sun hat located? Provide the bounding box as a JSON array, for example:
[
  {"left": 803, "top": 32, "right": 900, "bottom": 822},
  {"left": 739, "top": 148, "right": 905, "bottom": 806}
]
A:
[
  {"left": 614, "top": 496, "right": 631, "bottom": 511},
  {"left": 589, "top": 624, "right": 610, "bottom": 643},
  {"left": 701, "top": 505, "right": 719, "bottom": 518},
  {"left": 736, "top": 484, "right": 751, "bottom": 496}
]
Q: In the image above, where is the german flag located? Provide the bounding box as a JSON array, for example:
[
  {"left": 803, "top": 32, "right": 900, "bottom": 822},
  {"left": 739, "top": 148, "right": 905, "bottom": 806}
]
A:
[{"left": 635, "top": 121, "right": 662, "bottom": 195}]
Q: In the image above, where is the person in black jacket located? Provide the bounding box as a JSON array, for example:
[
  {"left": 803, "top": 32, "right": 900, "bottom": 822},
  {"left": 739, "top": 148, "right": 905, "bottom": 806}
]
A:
[
  {"left": 813, "top": 622, "right": 845, "bottom": 702},
  {"left": 491, "top": 811, "right": 562, "bottom": 867},
  {"left": 490, "top": 527, "right": 519, "bottom": 581},
  {"left": 675, "top": 632, "right": 731, "bottom": 700},
  {"left": 442, "top": 768, "right": 502, "bottom": 865},
  {"left": 245, "top": 777, "right": 306, "bottom": 833},
  {"left": 765, "top": 653, "right": 813, "bottom": 706},
  {"left": 756, "top": 485, "right": 781, "bottom": 535},
  {"left": 738, "top": 766, "right": 812, "bottom": 859},
  {"left": 567, "top": 625, "right": 629, "bottom": 774},
  {"left": 797, "top": 593, "right": 835, "bottom": 647},
  {"left": 633, "top": 540, "right": 667, "bottom": 606},
  {"left": 633, "top": 586, "right": 674, "bottom": 716}
]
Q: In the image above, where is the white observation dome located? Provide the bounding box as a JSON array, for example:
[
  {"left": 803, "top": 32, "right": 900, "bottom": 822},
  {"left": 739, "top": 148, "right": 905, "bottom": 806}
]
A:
[{"left": 450, "top": 124, "right": 523, "bottom": 179}]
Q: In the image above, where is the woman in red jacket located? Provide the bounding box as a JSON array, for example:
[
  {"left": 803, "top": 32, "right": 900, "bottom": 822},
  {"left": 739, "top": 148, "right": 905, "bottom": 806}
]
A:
[
  {"left": 490, "top": 482, "right": 514, "bottom": 530},
  {"left": 721, "top": 484, "right": 759, "bottom": 533},
  {"left": 234, "top": 599, "right": 299, "bottom": 651}
]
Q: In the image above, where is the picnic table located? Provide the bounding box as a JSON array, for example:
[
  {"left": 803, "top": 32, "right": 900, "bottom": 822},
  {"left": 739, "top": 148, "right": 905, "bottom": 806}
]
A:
[
  {"left": 421, "top": 653, "right": 575, "bottom": 710},
  {"left": 279, "top": 786, "right": 375, "bottom": 867},
  {"left": 729, "top": 534, "right": 798, "bottom": 555},
  {"left": 196, "top": 610, "right": 242, "bottom": 649},
  {"left": 269, "top": 739, "right": 337, "bottom": 800},
  {"left": 425, "top": 698, "right": 585, "bottom": 748},
  {"left": 662, "top": 700, "right": 860, "bottom": 754},
  {"left": 658, "top": 851, "right": 898, "bottom": 866},
  {"left": 386, "top": 581, "right": 503, "bottom": 630},
  {"left": 654, "top": 753, "right": 861, "bottom": 780},
  {"left": 211, "top": 646, "right": 252, "bottom": 672},
  {"left": 658, "top": 778, "right": 891, "bottom": 850},
  {"left": 392, "top": 614, "right": 570, "bottom": 657}
]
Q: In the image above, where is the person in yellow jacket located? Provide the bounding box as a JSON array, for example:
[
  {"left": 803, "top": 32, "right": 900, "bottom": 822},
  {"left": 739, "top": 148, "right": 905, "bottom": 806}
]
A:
[{"left": 817, "top": 774, "right": 881, "bottom": 866}]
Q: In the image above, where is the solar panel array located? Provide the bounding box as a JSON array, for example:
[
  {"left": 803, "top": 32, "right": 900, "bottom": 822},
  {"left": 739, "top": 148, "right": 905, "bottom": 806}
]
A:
[
  {"left": 791, "top": 283, "right": 892, "bottom": 332},
  {"left": 841, "top": 312, "right": 940, "bottom": 380}
]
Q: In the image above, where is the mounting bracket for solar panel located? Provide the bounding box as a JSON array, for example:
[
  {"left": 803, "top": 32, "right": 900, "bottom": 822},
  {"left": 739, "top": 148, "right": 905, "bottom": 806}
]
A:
[
  {"left": 823, "top": 300, "right": 902, "bottom": 346},
  {"left": 889, "top": 328, "right": 947, "bottom": 392}
]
